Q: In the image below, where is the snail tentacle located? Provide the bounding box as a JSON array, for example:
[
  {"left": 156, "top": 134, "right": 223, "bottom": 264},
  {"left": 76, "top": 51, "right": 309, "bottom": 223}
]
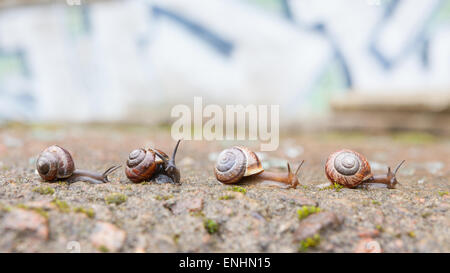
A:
[
  {"left": 393, "top": 160, "right": 406, "bottom": 175},
  {"left": 67, "top": 165, "right": 121, "bottom": 184},
  {"left": 252, "top": 161, "right": 303, "bottom": 189},
  {"left": 360, "top": 159, "right": 405, "bottom": 189}
]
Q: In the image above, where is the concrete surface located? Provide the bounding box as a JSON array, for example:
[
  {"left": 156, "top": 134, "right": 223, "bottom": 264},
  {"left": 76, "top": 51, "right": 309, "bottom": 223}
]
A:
[{"left": 0, "top": 124, "right": 449, "bottom": 252}]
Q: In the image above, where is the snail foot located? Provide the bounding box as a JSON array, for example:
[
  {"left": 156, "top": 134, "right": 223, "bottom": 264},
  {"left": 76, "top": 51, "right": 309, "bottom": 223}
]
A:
[
  {"left": 66, "top": 176, "right": 106, "bottom": 184},
  {"left": 152, "top": 174, "right": 175, "bottom": 184}
]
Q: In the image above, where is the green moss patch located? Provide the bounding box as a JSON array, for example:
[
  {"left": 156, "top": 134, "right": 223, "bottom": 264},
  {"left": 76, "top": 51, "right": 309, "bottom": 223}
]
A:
[
  {"left": 219, "top": 195, "right": 235, "bottom": 200},
  {"left": 320, "top": 183, "right": 343, "bottom": 192},
  {"left": 98, "top": 245, "right": 110, "bottom": 253},
  {"left": 204, "top": 219, "right": 219, "bottom": 234},
  {"left": 190, "top": 211, "right": 205, "bottom": 218},
  {"left": 32, "top": 186, "right": 55, "bottom": 195},
  {"left": 0, "top": 203, "right": 12, "bottom": 212},
  {"left": 297, "top": 206, "right": 321, "bottom": 220},
  {"left": 438, "top": 191, "right": 448, "bottom": 197},
  {"left": 229, "top": 186, "right": 247, "bottom": 194},
  {"left": 155, "top": 195, "right": 174, "bottom": 201},
  {"left": 298, "top": 234, "right": 321, "bottom": 252},
  {"left": 51, "top": 198, "right": 71, "bottom": 213},
  {"left": 73, "top": 207, "right": 95, "bottom": 218},
  {"left": 173, "top": 234, "right": 180, "bottom": 244},
  {"left": 105, "top": 193, "right": 127, "bottom": 205},
  {"left": 375, "top": 225, "right": 384, "bottom": 232}
]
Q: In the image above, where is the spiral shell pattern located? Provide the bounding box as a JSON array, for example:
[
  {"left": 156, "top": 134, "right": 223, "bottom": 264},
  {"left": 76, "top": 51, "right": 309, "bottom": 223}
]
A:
[
  {"left": 153, "top": 149, "right": 169, "bottom": 163},
  {"left": 36, "top": 145, "right": 75, "bottom": 181},
  {"left": 214, "top": 146, "right": 263, "bottom": 184},
  {"left": 125, "top": 148, "right": 157, "bottom": 183},
  {"left": 325, "top": 149, "right": 372, "bottom": 188}
]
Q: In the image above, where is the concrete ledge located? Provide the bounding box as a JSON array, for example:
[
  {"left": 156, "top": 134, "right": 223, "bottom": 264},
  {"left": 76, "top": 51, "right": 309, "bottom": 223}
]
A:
[
  {"left": 331, "top": 92, "right": 450, "bottom": 113},
  {"left": 329, "top": 92, "right": 450, "bottom": 134}
]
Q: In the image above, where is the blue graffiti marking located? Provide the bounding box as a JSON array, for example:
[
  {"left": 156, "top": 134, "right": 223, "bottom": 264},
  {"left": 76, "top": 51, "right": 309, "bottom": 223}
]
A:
[
  {"left": 0, "top": 48, "right": 35, "bottom": 120},
  {"left": 282, "top": 0, "right": 353, "bottom": 89},
  {"left": 420, "top": 38, "right": 430, "bottom": 68},
  {"left": 311, "top": 23, "right": 353, "bottom": 88},
  {"left": 151, "top": 5, "right": 234, "bottom": 57},
  {"left": 368, "top": 0, "right": 444, "bottom": 70},
  {"left": 281, "top": 0, "right": 293, "bottom": 20},
  {"left": 0, "top": 49, "right": 30, "bottom": 78}
]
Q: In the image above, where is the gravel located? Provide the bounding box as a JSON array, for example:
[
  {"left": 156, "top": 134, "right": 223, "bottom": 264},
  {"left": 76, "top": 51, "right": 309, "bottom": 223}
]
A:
[{"left": 0, "top": 125, "right": 449, "bottom": 252}]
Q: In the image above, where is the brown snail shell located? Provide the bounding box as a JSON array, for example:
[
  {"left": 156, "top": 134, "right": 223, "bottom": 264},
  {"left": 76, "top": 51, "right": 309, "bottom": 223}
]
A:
[
  {"left": 125, "top": 148, "right": 167, "bottom": 183},
  {"left": 214, "top": 146, "right": 263, "bottom": 184},
  {"left": 325, "top": 149, "right": 372, "bottom": 188},
  {"left": 36, "top": 145, "right": 75, "bottom": 181}
]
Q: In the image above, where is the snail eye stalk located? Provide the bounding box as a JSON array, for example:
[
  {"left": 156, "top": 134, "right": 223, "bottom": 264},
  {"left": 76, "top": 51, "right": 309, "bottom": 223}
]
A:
[
  {"left": 394, "top": 160, "right": 406, "bottom": 175},
  {"left": 295, "top": 160, "right": 305, "bottom": 176},
  {"left": 171, "top": 139, "right": 182, "bottom": 162}
]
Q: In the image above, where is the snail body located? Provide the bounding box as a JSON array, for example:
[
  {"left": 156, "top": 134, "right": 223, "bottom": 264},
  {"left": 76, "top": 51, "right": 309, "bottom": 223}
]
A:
[
  {"left": 214, "top": 146, "right": 304, "bottom": 189},
  {"left": 325, "top": 149, "right": 405, "bottom": 189},
  {"left": 36, "top": 145, "right": 120, "bottom": 184},
  {"left": 125, "top": 140, "right": 181, "bottom": 184}
]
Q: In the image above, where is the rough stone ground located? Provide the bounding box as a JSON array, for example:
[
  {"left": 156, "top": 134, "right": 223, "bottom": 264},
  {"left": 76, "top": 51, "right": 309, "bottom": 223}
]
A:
[{"left": 0, "top": 124, "right": 449, "bottom": 253}]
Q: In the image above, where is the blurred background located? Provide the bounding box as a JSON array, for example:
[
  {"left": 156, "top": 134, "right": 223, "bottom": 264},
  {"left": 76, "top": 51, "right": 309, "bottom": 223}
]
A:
[{"left": 0, "top": 0, "right": 449, "bottom": 134}]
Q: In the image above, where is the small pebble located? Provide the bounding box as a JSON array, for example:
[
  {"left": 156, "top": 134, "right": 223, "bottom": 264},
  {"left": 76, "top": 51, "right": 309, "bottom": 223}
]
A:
[
  {"left": 167, "top": 198, "right": 203, "bottom": 215},
  {"left": 3, "top": 209, "right": 49, "bottom": 240},
  {"left": 277, "top": 192, "right": 317, "bottom": 207},
  {"left": 294, "top": 211, "right": 341, "bottom": 242},
  {"left": 90, "top": 222, "right": 126, "bottom": 252},
  {"left": 358, "top": 229, "right": 380, "bottom": 238}
]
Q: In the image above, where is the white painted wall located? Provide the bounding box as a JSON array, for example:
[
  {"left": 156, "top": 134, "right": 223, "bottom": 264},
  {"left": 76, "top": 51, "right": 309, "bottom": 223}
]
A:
[{"left": 0, "top": 0, "right": 449, "bottom": 122}]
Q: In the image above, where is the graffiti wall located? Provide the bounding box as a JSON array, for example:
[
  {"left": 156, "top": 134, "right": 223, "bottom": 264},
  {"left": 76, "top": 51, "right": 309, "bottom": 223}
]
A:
[{"left": 0, "top": 0, "right": 449, "bottom": 123}]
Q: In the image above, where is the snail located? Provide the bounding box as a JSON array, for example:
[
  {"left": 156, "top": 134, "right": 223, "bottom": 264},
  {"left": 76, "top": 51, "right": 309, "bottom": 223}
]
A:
[
  {"left": 125, "top": 139, "right": 181, "bottom": 184},
  {"left": 214, "top": 146, "right": 304, "bottom": 189},
  {"left": 36, "top": 145, "right": 121, "bottom": 184},
  {"left": 325, "top": 149, "right": 405, "bottom": 189}
]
